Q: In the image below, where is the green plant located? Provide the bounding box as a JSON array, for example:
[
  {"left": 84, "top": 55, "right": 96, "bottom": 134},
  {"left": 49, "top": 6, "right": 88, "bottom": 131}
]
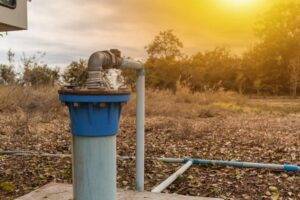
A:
[
  {"left": 21, "top": 52, "right": 59, "bottom": 86},
  {"left": 62, "top": 59, "right": 88, "bottom": 86}
]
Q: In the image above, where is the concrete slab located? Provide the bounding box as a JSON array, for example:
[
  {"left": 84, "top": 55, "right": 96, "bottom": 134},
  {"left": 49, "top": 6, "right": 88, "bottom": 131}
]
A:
[{"left": 16, "top": 182, "right": 222, "bottom": 200}]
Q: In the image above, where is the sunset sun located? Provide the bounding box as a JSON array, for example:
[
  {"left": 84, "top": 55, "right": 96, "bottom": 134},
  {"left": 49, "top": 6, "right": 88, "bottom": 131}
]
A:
[
  {"left": 224, "top": 0, "right": 255, "bottom": 6},
  {"left": 222, "top": 0, "right": 257, "bottom": 8}
]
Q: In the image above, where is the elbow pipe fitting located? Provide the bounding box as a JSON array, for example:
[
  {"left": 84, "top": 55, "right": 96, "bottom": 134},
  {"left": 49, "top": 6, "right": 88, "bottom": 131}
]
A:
[
  {"left": 86, "top": 49, "right": 144, "bottom": 89},
  {"left": 86, "top": 49, "right": 123, "bottom": 89},
  {"left": 88, "top": 49, "right": 144, "bottom": 72},
  {"left": 87, "top": 49, "right": 123, "bottom": 72}
]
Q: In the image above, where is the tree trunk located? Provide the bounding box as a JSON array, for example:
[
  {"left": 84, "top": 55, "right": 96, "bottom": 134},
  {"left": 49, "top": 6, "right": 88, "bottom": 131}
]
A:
[{"left": 289, "top": 56, "right": 300, "bottom": 98}]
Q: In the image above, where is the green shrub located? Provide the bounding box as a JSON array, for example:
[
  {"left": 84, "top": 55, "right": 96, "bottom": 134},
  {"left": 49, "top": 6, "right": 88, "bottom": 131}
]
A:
[{"left": 62, "top": 59, "right": 88, "bottom": 86}]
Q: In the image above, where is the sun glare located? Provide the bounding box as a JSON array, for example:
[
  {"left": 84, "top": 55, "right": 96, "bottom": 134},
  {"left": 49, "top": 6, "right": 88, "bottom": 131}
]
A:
[
  {"left": 224, "top": 0, "right": 254, "bottom": 6},
  {"left": 222, "top": 0, "right": 257, "bottom": 8}
]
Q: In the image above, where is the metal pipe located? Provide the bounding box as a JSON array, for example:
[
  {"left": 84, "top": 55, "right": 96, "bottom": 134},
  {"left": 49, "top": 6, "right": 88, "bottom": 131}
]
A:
[
  {"left": 151, "top": 160, "right": 193, "bottom": 193},
  {"left": 86, "top": 50, "right": 123, "bottom": 89},
  {"left": 73, "top": 135, "right": 117, "bottom": 200},
  {"left": 86, "top": 50, "right": 146, "bottom": 192},
  {"left": 87, "top": 50, "right": 122, "bottom": 71},
  {"left": 87, "top": 51, "right": 144, "bottom": 72},
  {"left": 135, "top": 68, "right": 145, "bottom": 192}
]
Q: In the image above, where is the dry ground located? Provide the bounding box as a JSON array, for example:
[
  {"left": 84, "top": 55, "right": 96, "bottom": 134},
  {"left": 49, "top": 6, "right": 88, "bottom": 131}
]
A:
[{"left": 0, "top": 86, "right": 300, "bottom": 200}]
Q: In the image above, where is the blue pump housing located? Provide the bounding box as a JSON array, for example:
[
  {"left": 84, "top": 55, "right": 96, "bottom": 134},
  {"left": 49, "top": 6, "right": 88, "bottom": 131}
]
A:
[{"left": 59, "top": 93, "right": 130, "bottom": 137}]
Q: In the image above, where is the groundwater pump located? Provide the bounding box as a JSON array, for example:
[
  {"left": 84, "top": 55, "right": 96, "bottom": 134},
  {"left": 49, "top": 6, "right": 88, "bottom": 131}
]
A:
[{"left": 59, "top": 49, "right": 145, "bottom": 200}]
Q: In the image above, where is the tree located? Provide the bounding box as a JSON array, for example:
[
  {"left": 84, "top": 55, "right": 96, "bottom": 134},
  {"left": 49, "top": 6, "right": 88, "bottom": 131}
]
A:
[
  {"left": 21, "top": 52, "right": 59, "bottom": 86},
  {"left": 0, "top": 64, "right": 15, "bottom": 84},
  {"left": 289, "top": 56, "right": 300, "bottom": 97},
  {"left": 62, "top": 59, "right": 88, "bottom": 86},
  {"left": 187, "top": 47, "right": 239, "bottom": 92},
  {"left": 145, "top": 30, "right": 184, "bottom": 91},
  {"left": 7, "top": 49, "right": 15, "bottom": 64},
  {"left": 253, "top": 2, "right": 300, "bottom": 95},
  {"left": 0, "top": 49, "right": 16, "bottom": 84},
  {"left": 145, "top": 30, "right": 183, "bottom": 60}
]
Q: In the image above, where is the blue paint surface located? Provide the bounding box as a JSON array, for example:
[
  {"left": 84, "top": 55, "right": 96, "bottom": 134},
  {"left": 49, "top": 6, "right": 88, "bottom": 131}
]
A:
[
  {"left": 60, "top": 93, "right": 130, "bottom": 103},
  {"left": 182, "top": 158, "right": 300, "bottom": 172},
  {"left": 59, "top": 93, "right": 130, "bottom": 137},
  {"left": 284, "top": 165, "right": 300, "bottom": 172}
]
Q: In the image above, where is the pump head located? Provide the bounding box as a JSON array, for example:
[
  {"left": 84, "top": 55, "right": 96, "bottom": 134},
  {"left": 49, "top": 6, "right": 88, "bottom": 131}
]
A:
[
  {"left": 86, "top": 49, "right": 126, "bottom": 90},
  {"left": 87, "top": 49, "right": 122, "bottom": 71}
]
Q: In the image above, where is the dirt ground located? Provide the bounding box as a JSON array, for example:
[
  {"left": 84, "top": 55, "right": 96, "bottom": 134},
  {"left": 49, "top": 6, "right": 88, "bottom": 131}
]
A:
[{"left": 1, "top": 93, "right": 300, "bottom": 200}]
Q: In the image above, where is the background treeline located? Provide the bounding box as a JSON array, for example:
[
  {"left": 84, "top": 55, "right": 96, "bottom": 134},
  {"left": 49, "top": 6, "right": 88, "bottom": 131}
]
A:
[
  {"left": 139, "top": 2, "right": 300, "bottom": 96},
  {"left": 1, "top": 2, "right": 300, "bottom": 96}
]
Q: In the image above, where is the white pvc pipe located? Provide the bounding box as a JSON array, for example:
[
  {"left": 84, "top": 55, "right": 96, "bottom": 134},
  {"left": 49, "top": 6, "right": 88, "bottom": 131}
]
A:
[
  {"left": 73, "top": 136, "right": 117, "bottom": 200},
  {"left": 121, "top": 59, "right": 144, "bottom": 70},
  {"left": 120, "top": 60, "right": 145, "bottom": 192},
  {"left": 136, "top": 69, "right": 145, "bottom": 192},
  {"left": 151, "top": 160, "right": 193, "bottom": 193}
]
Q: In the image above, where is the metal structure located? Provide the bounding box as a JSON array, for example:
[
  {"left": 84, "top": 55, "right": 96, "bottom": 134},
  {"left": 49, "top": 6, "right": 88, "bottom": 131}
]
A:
[
  {"left": 87, "top": 50, "right": 145, "bottom": 192},
  {"left": 59, "top": 49, "right": 145, "bottom": 200},
  {"left": 59, "top": 89, "right": 130, "bottom": 200},
  {"left": 0, "top": 0, "right": 27, "bottom": 31}
]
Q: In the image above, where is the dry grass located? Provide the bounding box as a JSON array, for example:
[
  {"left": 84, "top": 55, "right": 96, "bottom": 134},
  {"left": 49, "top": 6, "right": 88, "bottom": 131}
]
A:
[
  {"left": 0, "top": 86, "right": 66, "bottom": 137},
  {"left": 125, "top": 83, "right": 246, "bottom": 118},
  {"left": 0, "top": 84, "right": 245, "bottom": 119},
  {"left": 0, "top": 85, "right": 62, "bottom": 114},
  {"left": 1, "top": 84, "right": 300, "bottom": 120},
  {"left": 1, "top": 85, "right": 300, "bottom": 199}
]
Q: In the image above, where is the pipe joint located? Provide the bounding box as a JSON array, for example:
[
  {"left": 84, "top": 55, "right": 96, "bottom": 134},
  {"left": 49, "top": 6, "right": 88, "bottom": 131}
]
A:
[
  {"left": 120, "top": 58, "right": 144, "bottom": 71},
  {"left": 88, "top": 49, "right": 123, "bottom": 72},
  {"left": 183, "top": 157, "right": 192, "bottom": 164},
  {"left": 137, "top": 68, "right": 145, "bottom": 76}
]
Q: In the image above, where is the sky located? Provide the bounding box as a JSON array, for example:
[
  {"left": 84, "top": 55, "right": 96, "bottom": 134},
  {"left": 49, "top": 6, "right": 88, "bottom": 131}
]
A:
[{"left": 0, "top": 0, "right": 275, "bottom": 68}]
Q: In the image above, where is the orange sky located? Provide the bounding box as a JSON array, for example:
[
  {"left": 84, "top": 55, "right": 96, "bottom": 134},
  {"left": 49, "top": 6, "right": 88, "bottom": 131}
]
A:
[
  {"left": 125, "top": 0, "right": 270, "bottom": 54},
  {"left": 0, "top": 0, "right": 288, "bottom": 66}
]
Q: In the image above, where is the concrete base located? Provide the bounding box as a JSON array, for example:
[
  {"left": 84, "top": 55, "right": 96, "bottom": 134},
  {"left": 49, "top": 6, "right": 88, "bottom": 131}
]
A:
[{"left": 16, "top": 183, "right": 222, "bottom": 200}]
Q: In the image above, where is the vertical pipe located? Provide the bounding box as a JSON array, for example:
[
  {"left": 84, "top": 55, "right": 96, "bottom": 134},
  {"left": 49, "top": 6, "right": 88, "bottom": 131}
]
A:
[
  {"left": 73, "top": 136, "right": 117, "bottom": 200},
  {"left": 136, "top": 68, "right": 145, "bottom": 192},
  {"left": 71, "top": 137, "right": 75, "bottom": 198}
]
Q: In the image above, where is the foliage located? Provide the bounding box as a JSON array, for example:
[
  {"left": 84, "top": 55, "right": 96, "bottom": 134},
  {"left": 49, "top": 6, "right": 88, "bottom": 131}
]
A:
[
  {"left": 142, "top": 2, "right": 300, "bottom": 95},
  {"left": 289, "top": 56, "right": 300, "bottom": 97},
  {"left": 21, "top": 53, "right": 59, "bottom": 86},
  {"left": 62, "top": 59, "right": 88, "bottom": 86},
  {"left": 0, "top": 49, "right": 16, "bottom": 84},
  {"left": 145, "top": 58, "right": 185, "bottom": 91},
  {"left": 0, "top": 64, "right": 15, "bottom": 84},
  {"left": 186, "top": 47, "right": 239, "bottom": 92},
  {"left": 1, "top": 3, "right": 300, "bottom": 96},
  {"left": 144, "top": 33, "right": 239, "bottom": 92},
  {"left": 250, "top": 2, "right": 300, "bottom": 95},
  {"left": 145, "top": 30, "right": 183, "bottom": 60},
  {"left": 143, "top": 30, "right": 185, "bottom": 91},
  {"left": 0, "top": 182, "right": 15, "bottom": 192}
]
